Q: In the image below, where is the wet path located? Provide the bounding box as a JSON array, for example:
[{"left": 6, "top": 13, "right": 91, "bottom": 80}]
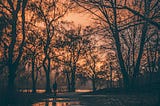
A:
[
  {"left": 32, "top": 92, "right": 83, "bottom": 106},
  {"left": 32, "top": 92, "right": 158, "bottom": 106}
]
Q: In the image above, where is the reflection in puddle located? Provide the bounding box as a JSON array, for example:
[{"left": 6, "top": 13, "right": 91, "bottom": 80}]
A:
[
  {"left": 19, "top": 89, "right": 91, "bottom": 93},
  {"left": 43, "top": 98, "right": 78, "bottom": 102},
  {"left": 32, "top": 98, "right": 82, "bottom": 106},
  {"left": 33, "top": 101, "right": 81, "bottom": 106}
]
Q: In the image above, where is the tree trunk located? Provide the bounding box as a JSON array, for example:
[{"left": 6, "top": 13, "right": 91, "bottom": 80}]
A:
[
  {"left": 7, "top": 65, "right": 16, "bottom": 104},
  {"left": 114, "top": 35, "right": 130, "bottom": 88},
  {"left": 8, "top": 66, "right": 16, "bottom": 92},
  {"left": 71, "top": 66, "right": 76, "bottom": 92},
  {"left": 92, "top": 77, "right": 96, "bottom": 92},
  {"left": 45, "top": 70, "right": 51, "bottom": 93},
  {"left": 32, "top": 79, "right": 36, "bottom": 93},
  {"left": 43, "top": 57, "right": 51, "bottom": 93},
  {"left": 7, "top": 11, "right": 18, "bottom": 105},
  {"left": 31, "top": 57, "right": 36, "bottom": 93},
  {"left": 133, "top": 22, "right": 148, "bottom": 88},
  {"left": 8, "top": 12, "right": 17, "bottom": 92},
  {"left": 71, "top": 71, "right": 75, "bottom": 92},
  {"left": 109, "top": 62, "right": 113, "bottom": 88},
  {"left": 66, "top": 72, "right": 71, "bottom": 92},
  {"left": 111, "top": 3, "right": 129, "bottom": 89}
]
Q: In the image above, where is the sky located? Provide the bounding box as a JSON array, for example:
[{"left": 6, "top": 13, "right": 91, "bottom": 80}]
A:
[{"left": 64, "top": 12, "right": 92, "bottom": 26}]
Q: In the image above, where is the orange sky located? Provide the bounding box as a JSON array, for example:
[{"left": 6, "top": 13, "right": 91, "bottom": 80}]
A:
[{"left": 64, "top": 12, "right": 92, "bottom": 26}]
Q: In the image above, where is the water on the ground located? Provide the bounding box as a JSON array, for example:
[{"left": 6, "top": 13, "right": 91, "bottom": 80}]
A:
[
  {"left": 32, "top": 98, "right": 83, "bottom": 106},
  {"left": 32, "top": 94, "right": 158, "bottom": 106}
]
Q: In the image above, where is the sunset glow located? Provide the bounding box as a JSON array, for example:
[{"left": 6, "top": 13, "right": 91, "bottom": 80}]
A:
[{"left": 65, "top": 12, "right": 92, "bottom": 26}]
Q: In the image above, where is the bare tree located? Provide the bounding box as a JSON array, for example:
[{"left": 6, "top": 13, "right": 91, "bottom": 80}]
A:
[
  {"left": 54, "top": 26, "right": 90, "bottom": 92},
  {"left": 24, "top": 29, "right": 43, "bottom": 93},
  {"left": 84, "top": 46, "right": 99, "bottom": 92},
  {"left": 28, "top": 0, "right": 72, "bottom": 93},
  {"left": 74, "top": 0, "right": 130, "bottom": 88},
  {"left": 74, "top": 0, "right": 159, "bottom": 88},
  {"left": 0, "top": 0, "right": 28, "bottom": 93}
]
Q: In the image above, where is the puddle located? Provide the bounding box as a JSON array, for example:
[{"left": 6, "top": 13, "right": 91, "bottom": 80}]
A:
[
  {"left": 32, "top": 98, "right": 84, "bottom": 106},
  {"left": 42, "top": 98, "right": 78, "bottom": 102},
  {"left": 32, "top": 101, "right": 81, "bottom": 106}
]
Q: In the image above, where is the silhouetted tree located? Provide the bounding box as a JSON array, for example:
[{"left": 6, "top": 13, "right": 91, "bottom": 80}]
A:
[
  {"left": 74, "top": 0, "right": 160, "bottom": 89},
  {"left": 28, "top": 0, "right": 72, "bottom": 93},
  {"left": 74, "top": 0, "right": 130, "bottom": 88},
  {"left": 55, "top": 26, "right": 92, "bottom": 92},
  {"left": 0, "top": 0, "right": 28, "bottom": 93},
  {"left": 83, "top": 38, "right": 100, "bottom": 91}
]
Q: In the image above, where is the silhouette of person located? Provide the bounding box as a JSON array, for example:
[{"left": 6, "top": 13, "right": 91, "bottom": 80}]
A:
[
  {"left": 52, "top": 100, "right": 56, "bottom": 106},
  {"left": 53, "top": 81, "right": 57, "bottom": 97}
]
